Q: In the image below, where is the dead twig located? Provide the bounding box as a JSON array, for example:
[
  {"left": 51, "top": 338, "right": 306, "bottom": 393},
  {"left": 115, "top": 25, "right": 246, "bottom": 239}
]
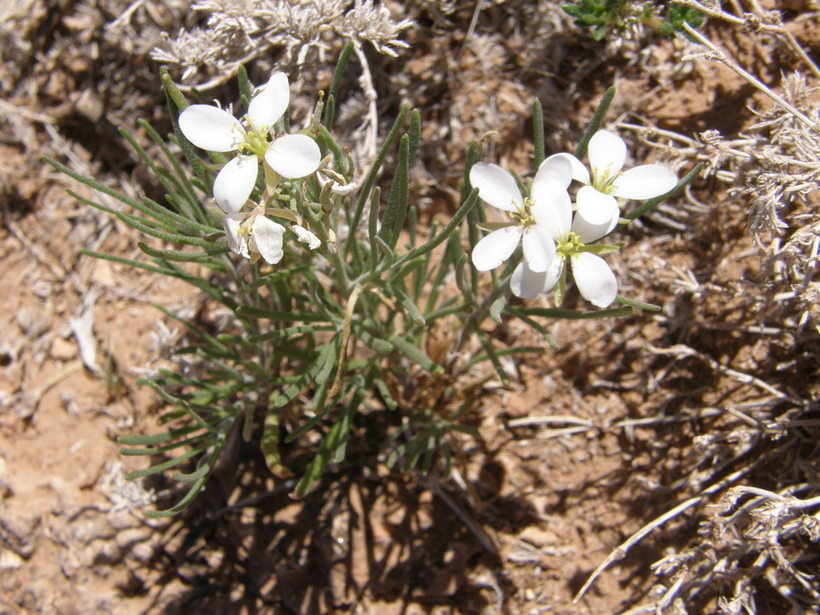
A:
[
  {"left": 682, "top": 23, "right": 816, "bottom": 130},
  {"left": 574, "top": 457, "right": 762, "bottom": 602}
]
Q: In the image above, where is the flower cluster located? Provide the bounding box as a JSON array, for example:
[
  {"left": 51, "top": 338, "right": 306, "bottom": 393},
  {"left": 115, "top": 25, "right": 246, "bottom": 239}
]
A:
[
  {"left": 179, "top": 72, "right": 321, "bottom": 264},
  {"left": 471, "top": 130, "right": 677, "bottom": 307}
]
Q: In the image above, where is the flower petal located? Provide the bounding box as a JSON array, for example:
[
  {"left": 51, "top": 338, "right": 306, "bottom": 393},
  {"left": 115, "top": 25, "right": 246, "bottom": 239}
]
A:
[
  {"left": 292, "top": 224, "right": 321, "bottom": 250},
  {"left": 522, "top": 224, "right": 555, "bottom": 273},
  {"left": 531, "top": 180, "right": 572, "bottom": 241},
  {"left": 469, "top": 162, "right": 523, "bottom": 212},
  {"left": 576, "top": 185, "right": 620, "bottom": 229},
  {"left": 610, "top": 164, "right": 678, "bottom": 200},
  {"left": 571, "top": 252, "right": 617, "bottom": 308},
  {"left": 571, "top": 210, "right": 617, "bottom": 244},
  {"left": 264, "top": 134, "right": 321, "bottom": 179},
  {"left": 248, "top": 72, "right": 290, "bottom": 132},
  {"left": 537, "top": 153, "right": 589, "bottom": 186},
  {"left": 250, "top": 216, "right": 285, "bottom": 264},
  {"left": 213, "top": 155, "right": 259, "bottom": 213},
  {"left": 471, "top": 226, "right": 522, "bottom": 271},
  {"left": 179, "top": 104, "right": 243, "bottom": 152},
  {"left": 222, "top": 214, "right": 249, "bottom": 258},
  {"left": 510, "top": 259, "right": 563, "bottom": 299},
  {"left": 588, "top": 130, "right": 626, "bottom": 180}
]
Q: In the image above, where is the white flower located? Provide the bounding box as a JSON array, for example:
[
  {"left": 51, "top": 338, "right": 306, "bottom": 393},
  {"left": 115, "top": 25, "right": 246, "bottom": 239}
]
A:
[
  {"left": 470, "top": 161, "right": 574, "bottom": 274},
  {"left": 510, "top": 189, "right": 618, "bottom": 308},
  {"left": 179, "top": 72, "right": 321, "bottom": 214},
  {"left": 291, "top": 224, "right": 321, "bottom": 250},
  {"left": 222, "top": 206, "right": 285, "bottom": 265},
  {"left": 537, "top": 129, "right": 678, "bottom": 231}
]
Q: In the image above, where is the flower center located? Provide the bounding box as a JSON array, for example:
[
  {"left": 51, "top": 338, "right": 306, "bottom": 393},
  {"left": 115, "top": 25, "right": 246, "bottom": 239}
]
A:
[
  {"left": 237, "top": 205, "right": 267, "bottom": 238},
  {"left": 237, "top": 126, "right": 271, "bottom": 159},
  {"left": 556, "top": 231, "right": 584, "bottom": 258},
  {"left": 592, "top": 166, "right": 620, "bottom": 194},
  {"left": 511, "top": 197, "right": 537, "bottom": 228}
]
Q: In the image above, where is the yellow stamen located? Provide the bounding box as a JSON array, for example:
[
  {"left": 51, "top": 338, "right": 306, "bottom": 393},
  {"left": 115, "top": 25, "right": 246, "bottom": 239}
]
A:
[{"left": 557, "top": 232, "right": 584, "bottom": 258}]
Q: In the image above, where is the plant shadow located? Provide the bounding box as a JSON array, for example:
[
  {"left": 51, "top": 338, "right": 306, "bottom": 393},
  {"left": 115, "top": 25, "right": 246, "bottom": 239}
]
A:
[{"left": 125, "top": 427, "right": 524, "bottom": 615}]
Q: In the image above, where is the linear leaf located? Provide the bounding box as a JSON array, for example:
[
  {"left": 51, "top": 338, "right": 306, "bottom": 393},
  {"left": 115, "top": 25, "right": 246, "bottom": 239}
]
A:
[
  {"left": 347, "top": 104, "right": 409, "bottom": 244},
  {"left": 616, "top": 296, "right": 661, "bottom": 311},
  {"left": 270, "top": 342, "right": 336, "bottom": 408},
  {"left": 520, "top": 306, "right": 633, "bottom": 319},
  {"left": 576, "top": 86, "right": 616, "bottom": 159},
  {"left": 388, "top": 335, "right": 441, "bottom": 374},
  {"left": 324, "top": 41, "right": 353, "bottom": 128},
  {"left": 237, "top": 305, "right": 334, "bottom": 323},
  {"left": 124, "top": 446, "right": 203, "bottom": 480}
]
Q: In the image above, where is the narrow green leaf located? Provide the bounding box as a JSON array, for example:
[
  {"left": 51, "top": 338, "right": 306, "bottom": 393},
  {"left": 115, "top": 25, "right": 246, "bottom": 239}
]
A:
[
  {"left": 137, "top": 119, "right": 206, "bottom": 221},
  {"left": 445, "top": 423, "right": 481, "bottom": 438},
  {"left": 388, "top": 335, "right": 441, "bottom": 374},
  {"left": 576, "top": 86, "right": 616, "bottom": 159},
  {"left": 460, "top": 345, "right": 544, "bottom": 372},
  {"left": 144, "top": 475, "right": 208, "bottom": 518},
  {"left": 381, "top": 134, "right": 410, "bottom": 249},
  {"left": 138, "top": 242, "right": 229, "bottom": 262},
  {"left": 347, "top": 104, "right": 409, "bottom": 247},
  {"left": 455, "top": 254, "right": 475, "bottom": 305},
  {"left": 533, "top": 99, "right": 545, "bottom": 167},
  {"left": 408, "top": 109, "right": 421, "bottom": 165},
  {"left": 117, "top": 424, "right": 204, "bottom": 446},
  {"left": 332, "top": 397, "right": 358, "bottom": 463},
  {"left": 375, "top": 235, "right": 395, "bottom": 269},
  {"left": 161, "top": 67, "right": 189, "bottom": 113},
  {"left": 249, "top": 323, "right": 334, "bottom": 344},
  {"left": 505, "top": 306, "right": 558, "bottom": 349},
  {"left": 404, "top": 427, "right": 435, "bottom": 471},
  {"left": 421, "top": 432, "right": 437, "bottom": 475},
  {"left": 120, "top": 430, "right": 208, "bottom": 456},
  {"left": 270, "top": 342, "right": 336, "bottom": 408},
  {"left": 390, "top": 188, "right": 479, "bottom": 273},
  {"left": 261, "top": 410, "right": 292, "bottom": 477},
  {"left": 237, "top": 305, "right": 334, "bottom": 323},
  {"left": 295, "top": 416, "right": 345, "bottom": 496},
  {"left": 489, "top": 292, "right": 508, "bottom": 324},
  {"left": 324, "top": 42, "right": 354, "bottom": 128},
  {"left": 425, "top": 301, "right": 469, "bottom": 323},
  {"left": 520, "top": 306, "right": 632, "bottom": 319},
  {"left": 423, "top": 233, "right": 460, "bottom": 315},
  {"left": 169, "top": 463, "right": 211, "bottom": 483},
  {"left": 144, "top": 381, "right": 212, "bottom": 430},
  {"left": 581, "top": 243, "right": 621, "bottom": 255},
  {"left": 237, "top": 65, "right": 252, "bottom": 105},
  {"left": 66, "top": 189, "right": 174, "bottom": 233},
  {"left": 118, "top": 126, "right": 188, "bottom": 213},
  {"left": 358, "top": 329, "right": 393, "bottom": 354},
  {"left": 375, "top": 378, "right": 398, "bottom": 411},
  {"left": 393, "top": 286, "right": 425, "bottom": 326},
  {"left": 388, "top": 255, "right": 426, "bottom": 286},
  {"left": 473, "top": 326, "right": 510, "bottom": 386},
  {"left": 155, "top": 257, "right": 237, "bottom": 308},
  {"left": 616, "top": 296, "right": 661, "bottom": 312},
  {"left": 152, "top": 304, "right": 231, "bottom": 353},
  {"left": 124, "top": 446, "right": 202, "bottom": 480},
  {"left": 462, "top": 140, "right": 481, "bottom": 202},
  {"left": 368, "top": 186, "right": 381, "bottom": 271},
  {"left": 245, "top": 265, "right": 309, "bottom": 290},
  {"left": 44, "top": 157, "right": 141, "bottom": 209},
  {"left": 139, "top": 196, "right": 219, "bottom": 234}
]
